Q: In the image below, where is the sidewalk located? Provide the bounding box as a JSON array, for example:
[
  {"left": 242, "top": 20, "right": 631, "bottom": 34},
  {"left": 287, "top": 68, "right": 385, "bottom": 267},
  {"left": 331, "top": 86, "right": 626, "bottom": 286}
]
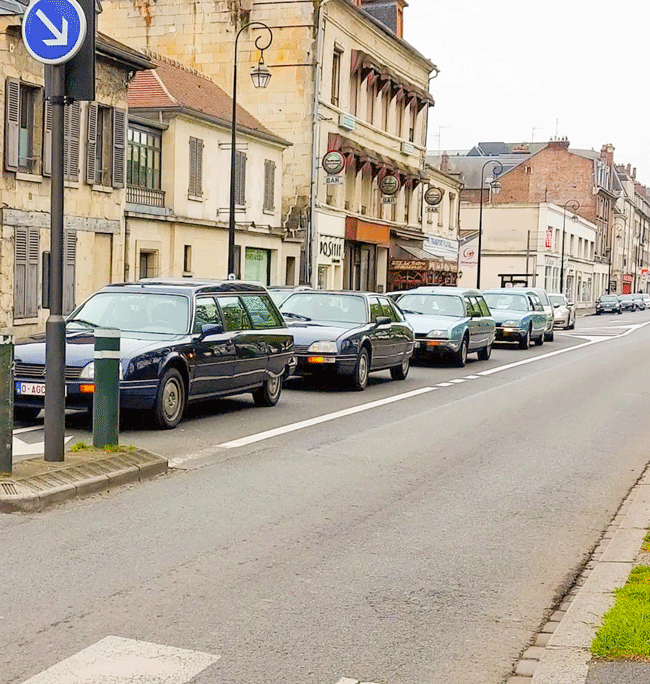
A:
[
  {"left": 0, "top": 447, "right": 167, "bottom": 512},
  {"left": 508, "top": 466, "right": 650, "bottom": 684}
]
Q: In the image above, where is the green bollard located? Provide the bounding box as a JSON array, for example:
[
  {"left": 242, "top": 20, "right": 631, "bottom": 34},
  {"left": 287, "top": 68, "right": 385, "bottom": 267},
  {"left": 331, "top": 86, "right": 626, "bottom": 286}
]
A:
[
  {"left": 0, "top": 334, "right": 13, "bottom": 474},
  {"left": 92, "top": 328, "right": 120, "bottom": 448}
]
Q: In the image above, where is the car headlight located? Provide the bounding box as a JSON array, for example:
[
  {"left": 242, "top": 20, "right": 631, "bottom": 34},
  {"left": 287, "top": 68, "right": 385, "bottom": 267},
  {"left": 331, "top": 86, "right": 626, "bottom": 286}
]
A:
[
  {"left": 427, "top": 329, "right": 449, "bottom": 338},
  {"left": 307, "top": 341, "right": 338, "bottom": 353},
  {"left": 78, "top": 361, "right": 124, "bottom": 379},
  {"left": 502, "top": 320, "right": 519, "bottom": 327}
]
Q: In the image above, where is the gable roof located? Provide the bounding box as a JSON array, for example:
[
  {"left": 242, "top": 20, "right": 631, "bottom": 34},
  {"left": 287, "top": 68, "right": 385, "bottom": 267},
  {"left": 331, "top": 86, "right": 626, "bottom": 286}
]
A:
[{"left": 128, "top": 55, "right": 288, "bottom": 146}]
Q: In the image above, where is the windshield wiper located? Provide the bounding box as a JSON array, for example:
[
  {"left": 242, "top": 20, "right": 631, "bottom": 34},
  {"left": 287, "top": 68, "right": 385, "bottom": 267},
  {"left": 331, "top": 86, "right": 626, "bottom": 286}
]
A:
[
  {"left": 66, "top": 318, "right": 98, "bottom": 328},
  {"left": 283, "top": 312, "right": 311, "bottom": 321},
  {"left": 400, "top": 308, "right": 423, "bottom": 315}
]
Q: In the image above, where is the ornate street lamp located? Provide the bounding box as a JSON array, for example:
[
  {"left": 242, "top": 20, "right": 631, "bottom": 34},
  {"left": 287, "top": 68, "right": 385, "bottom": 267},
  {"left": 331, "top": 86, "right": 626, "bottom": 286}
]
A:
[
  {"left": 559, "top": 199, "right": 579, "bottom": 295},
  {"left": 228, "top": 22, "right": 273, "bottom": 278},
  {"left": 476, "top": 159, "right": 503, "bottom": 288},
  {"left": 608, "top": 222, "right": 625, "bottom": 294}
]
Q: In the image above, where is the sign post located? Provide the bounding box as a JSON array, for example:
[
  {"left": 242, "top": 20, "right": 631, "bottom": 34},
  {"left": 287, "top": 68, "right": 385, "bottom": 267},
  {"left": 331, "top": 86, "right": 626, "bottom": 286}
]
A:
[
  {"left": 22, "top": 0, "right": 91, "bottom": 462},
  {"left": 0, "top": 335, "right": 13, "bottom": 475}
]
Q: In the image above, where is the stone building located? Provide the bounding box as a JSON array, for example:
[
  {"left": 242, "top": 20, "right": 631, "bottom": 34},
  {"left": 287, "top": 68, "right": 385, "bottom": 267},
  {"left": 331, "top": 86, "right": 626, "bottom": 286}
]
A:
[
  {"left": 99, "top": 0, "right": 438, "bottom": 292},
  {"left": 126, "top": 54, "right": 299, "bottom": 284},
  {"left": 0, "top": 3, "right": 152, "bottom": 336}
]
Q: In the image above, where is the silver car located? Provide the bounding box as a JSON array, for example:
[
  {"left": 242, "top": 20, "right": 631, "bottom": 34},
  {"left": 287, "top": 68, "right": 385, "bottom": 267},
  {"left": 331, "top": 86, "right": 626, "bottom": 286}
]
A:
[
  {"left": 549, "top": 293, "right": 575, "bottom": 329},
  {"left": 527, "top": 287, "right": 556, "bottom": 341}
]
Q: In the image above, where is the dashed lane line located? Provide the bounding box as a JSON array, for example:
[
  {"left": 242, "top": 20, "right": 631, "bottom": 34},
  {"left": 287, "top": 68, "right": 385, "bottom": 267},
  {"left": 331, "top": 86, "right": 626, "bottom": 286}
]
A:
[
  {"left": 437, "top": 382, "right": 453, "bottom": 387},
  {"left": 449, "top": 379, "right": 466, "bottom": 384}
]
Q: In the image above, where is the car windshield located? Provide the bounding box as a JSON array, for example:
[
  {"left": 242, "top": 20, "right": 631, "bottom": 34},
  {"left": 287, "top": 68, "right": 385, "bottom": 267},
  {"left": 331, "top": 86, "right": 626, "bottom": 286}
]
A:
[
  {"left": 549, "top": 295, "right": 565, "bottom": 306},
  {"left": 398, "top": 293, "right": 465, "bottom": 317},
  {"left": 620, "top": 295, "right": 633, "bottom": 300},
  {"left": 268, "top": 290, "right": 288, "bottom": 306},
  {"left": 632, "top": 294, "right": 643, "bottom": 299},
  {"left": 67, "top": 292, "right": 190, "bottom": 334},
  {"left": 483, "top": 293, "right": 529, "bottom": 312},
  {"left": 281, "top": 293, "right": 367, "bottom": 324},
  {"left": 601, "top": 296, "right": 618, "bottom": 302}
]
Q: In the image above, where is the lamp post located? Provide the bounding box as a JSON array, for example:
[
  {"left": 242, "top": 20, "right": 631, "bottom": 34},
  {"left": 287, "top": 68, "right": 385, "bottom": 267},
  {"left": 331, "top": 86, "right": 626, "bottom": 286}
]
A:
[
  {"left": 228, "top": 22, "right": 273, "bottom": 278},
  {"left": 559, "top": 199, "right": 579, "bottom": 296},
  {"left": 476, "top": 159, "right": 503, "bottom": 288},
  {"left": 609, "top": 222, "right": 624, "bottom": 294}
]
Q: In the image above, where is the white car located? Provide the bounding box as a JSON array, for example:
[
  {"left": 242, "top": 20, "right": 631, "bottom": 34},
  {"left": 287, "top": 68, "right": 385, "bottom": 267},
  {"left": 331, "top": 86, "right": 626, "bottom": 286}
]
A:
[
  {"left": 549, "top": 293, "right": 575, "bottom": 329},
  {"left": 527, "top": 287, "right": 556, "bottom": 341}
]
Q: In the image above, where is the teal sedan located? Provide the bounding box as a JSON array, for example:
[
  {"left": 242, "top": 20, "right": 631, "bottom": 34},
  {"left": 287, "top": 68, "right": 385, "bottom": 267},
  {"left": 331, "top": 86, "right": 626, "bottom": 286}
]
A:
[
  {"left": 393, "top": 287, "right": 495, "bottom": 367},
  {"left": 483, "top": 288, "right": 547, "bottom": 349}
]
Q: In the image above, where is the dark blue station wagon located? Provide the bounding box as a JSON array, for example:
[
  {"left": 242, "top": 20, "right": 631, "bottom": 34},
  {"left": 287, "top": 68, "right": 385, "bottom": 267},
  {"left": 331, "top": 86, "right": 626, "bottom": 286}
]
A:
[{"left": 13, "top": 279, "right": 296, "bottom": 429}]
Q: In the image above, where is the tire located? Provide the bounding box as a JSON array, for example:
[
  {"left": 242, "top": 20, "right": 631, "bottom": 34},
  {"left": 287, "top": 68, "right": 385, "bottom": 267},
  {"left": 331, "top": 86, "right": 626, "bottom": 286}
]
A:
[
  {"left": 453, "top": 337, "right": 468, "bottom": 367},
  {"left": 14, "top": 406, "right": 41, "bottom": 423},
  {"left": 568, "top": 318, "right": 575, "bottom": 329},
  {"left": 153, "top": 368, "right": 185, "bottom": 429},
  {"left": 519, "top": 327, "right": 531, "bottom": 350},
  {"left": 477, "top": 343, "right": 492, "bottom": 361},
  {"left": 618, "top": 309, "right": 622, "bottom": 315},
  {"left": 535, "top": 333, "right": 545, "bottom": 346},
  {"left": 350, "top": 347, "right": 370, "bottom": 391},
  {"left": 390, "top": 354, "right": 410, "bottom": 380},
  {"left": 544, "top": 330, "right": 554, "bottom": 342},
  {"left": 252, "top": 374, "right": 282, "bottom": 407},
  {"left": 596, "top": 311, "right": 601, "bottom": 315}
]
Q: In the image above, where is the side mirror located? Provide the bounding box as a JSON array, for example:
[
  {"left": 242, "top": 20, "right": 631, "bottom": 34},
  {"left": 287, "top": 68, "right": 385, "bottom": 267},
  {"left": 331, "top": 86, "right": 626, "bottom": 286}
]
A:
[
  {"left": 199, "top": 322, "right": 223, "bottom": 339},
  {"left": 553, "top": 303, "right": 560, "bottom": 308},
  {"left": 471, "top": 310, "right": 481, "bottom": 317},
  {"left": 568, "top": 302, "right": 575, "bottom": 307},
  {"left": 375, "top": 316, "right": 391, "bottom": 326}
]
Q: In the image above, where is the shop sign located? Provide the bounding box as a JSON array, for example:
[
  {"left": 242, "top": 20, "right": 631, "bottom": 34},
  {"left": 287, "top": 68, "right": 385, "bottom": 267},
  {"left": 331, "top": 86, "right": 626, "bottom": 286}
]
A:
[
  {"left": 459, "top": 245, "right": 478, "bottom": 268},
  {"left": 424, "top": 186, "right": 443, "bottom": 206},
  {"left": 319, "top": 234, "right": 344, "bottom": 262},
  {"left": 382, "top": 197, "right": 397, "bottom": 204},
  {"left": 379, "top": 174, "right": 400, "bottom": 196},
  {"left": 322, "top": 150, "right": 346, "bottom": 175},
  {"left": 423, "top": 235, "right": 459, "bottom": 261},
  {"left": 325, "top": 176, "right": 342, "bottom": 185},
  {"left": 390, "top": 259, "right": 428, "bottom": 271},
  {"left": 545, "top": 227, "right": 553, "bottom": 249}
]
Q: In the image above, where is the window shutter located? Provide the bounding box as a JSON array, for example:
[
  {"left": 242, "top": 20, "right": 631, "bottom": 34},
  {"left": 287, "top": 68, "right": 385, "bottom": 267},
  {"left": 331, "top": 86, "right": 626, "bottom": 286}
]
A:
[
  {"left": 196, "top": 138, "right": 203, "bottom": 196},
  {"left": 43, "top": 99, "right": 52, "bottom": 176},
  {"left": 264, "top": 159, "right": 275, "bottom": 211},
  {"left": 26, "top": 228, "right": 39, "bottom": 317},
  {"left": 14, "top": 228, "right": 27, "bottom": 318},
  {"left": 188, "top": 137, "right": 197, "bottom": 196},
  {"left": 5, "top": 78, "right": 20, "bottom": 172},
  {"left": 63, "top": 230, "right": 76, "bottom": 315},
  {"left": 112, "top": 107, "right": 126, "bottom": 188},
  {"left": 86, "top": 102, "right": 98, "bottom": 185},
  {"left": 66, "top": 101, "right": 80, "bottom": 181},
  {"left": 235, "top": 151, "right": 246, "bottom": 205}
]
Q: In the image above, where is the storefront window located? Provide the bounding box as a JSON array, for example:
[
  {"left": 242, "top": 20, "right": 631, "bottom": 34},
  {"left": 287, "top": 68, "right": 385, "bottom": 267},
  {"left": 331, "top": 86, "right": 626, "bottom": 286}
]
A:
[{"left": 244, "top": 248, "right": 271, "bottom": 285}]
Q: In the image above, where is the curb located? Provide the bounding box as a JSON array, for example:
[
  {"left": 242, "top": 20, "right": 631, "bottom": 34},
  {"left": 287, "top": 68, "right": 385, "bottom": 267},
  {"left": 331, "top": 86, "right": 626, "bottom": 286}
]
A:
[
  {"left": 0, "top": 448, "right": 168, "bottom": 513},
  {"left": 506, "top": 466, "right": 650, "bottom": 683}
]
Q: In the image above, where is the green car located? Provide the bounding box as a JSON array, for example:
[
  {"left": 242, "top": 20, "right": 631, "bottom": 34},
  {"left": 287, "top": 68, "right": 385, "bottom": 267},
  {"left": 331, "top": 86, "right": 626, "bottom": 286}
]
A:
[
  {"left": 483, "top": 288, "right": 548, "bottom": 349},
  {"left": 392, "top": 287, "right": 496, "bottom": 367}
]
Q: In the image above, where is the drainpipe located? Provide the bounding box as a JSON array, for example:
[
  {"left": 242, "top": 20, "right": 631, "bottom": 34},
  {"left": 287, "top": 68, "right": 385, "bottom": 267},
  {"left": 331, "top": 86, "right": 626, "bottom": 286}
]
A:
[{"left": 308, "top": 0, "right": 331, "bottom": 288}]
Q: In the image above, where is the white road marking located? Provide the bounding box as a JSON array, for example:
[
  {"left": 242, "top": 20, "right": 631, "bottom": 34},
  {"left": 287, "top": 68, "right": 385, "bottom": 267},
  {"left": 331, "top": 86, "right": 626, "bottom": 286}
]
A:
[
  {"left": 13, "top": 434, "right": 73, "bottom": 456},
  {"left": 464, "top": 375, "right": 480, "bottom": 379},
  {"left": 449, "top": 379, "right": 466, "bottom": 384},
  {"left": 19, "top": 635, "right": 220, "bottom": 683},
  {"left": 215, "top": 386, "right": 437, "bottom": 450},
  {"left": 13, "top": 424, "right": 45, "bottom": 435},
  {"left": 437, "top": 382, "right": 453, "bottom": 387}
]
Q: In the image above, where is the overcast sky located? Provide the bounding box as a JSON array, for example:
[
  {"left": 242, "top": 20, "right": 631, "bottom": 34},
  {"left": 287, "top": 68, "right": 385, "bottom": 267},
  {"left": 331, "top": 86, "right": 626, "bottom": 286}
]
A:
[{"left": 404, "top": 0, "right": 650, "bottom": 185}]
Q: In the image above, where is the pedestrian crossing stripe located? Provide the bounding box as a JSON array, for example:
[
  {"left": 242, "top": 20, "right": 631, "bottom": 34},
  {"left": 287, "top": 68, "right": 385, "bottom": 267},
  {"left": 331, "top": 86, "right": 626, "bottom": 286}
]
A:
[{"left": 19, "top": 636, "right": 220, "bottom": 683}]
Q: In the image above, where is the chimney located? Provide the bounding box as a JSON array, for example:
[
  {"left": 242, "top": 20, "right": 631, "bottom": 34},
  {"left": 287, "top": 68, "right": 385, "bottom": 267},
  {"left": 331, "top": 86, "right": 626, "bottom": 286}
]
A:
[
  {"left": 600, "top": 143, "right": 615, "bottom": 166},
  {"left": 441, "top": 152, "right": 449, "bottom": 173},
  {"left": 633, "top": 167, "right": 637, "bottom": 179},
  {"left": 546, "top": 137, "right": 570, "bottom": 151},
  {"left": 361, "top": 0, "right": 406, "bottom": 38}
]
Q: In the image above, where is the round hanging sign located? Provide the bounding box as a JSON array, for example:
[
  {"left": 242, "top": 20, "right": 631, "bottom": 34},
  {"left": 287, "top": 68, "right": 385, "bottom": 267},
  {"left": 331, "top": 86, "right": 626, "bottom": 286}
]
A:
[
  {"left": 379, "top": 174, "right": 400, "bottom": 196},
  {"left": 322, "top": 150, "right": 346, "bottom": 175},
  {"left": 424, "top": 186, "right": 444, "bottom": 206}
]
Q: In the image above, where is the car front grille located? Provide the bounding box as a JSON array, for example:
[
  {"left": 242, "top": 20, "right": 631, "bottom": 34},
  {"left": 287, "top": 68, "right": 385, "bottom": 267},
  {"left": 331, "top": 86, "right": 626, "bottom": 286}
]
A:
[
  {"left": 293, "top": 345, "right": 310, "bottom": 355},
  {"left": 14, "top": 362, "right": 83, "bottom": 380}
]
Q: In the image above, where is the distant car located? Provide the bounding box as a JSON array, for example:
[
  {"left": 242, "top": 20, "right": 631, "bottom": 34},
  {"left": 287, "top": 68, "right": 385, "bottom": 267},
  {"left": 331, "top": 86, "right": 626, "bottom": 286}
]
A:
[
  {"left": 631, "top": 293, "right": 646, "bottom": 310},
  {"left": 527, "top": 287, "right": 556, "bottom": 341},
  {"left": 13, "top": 280, "right": 296, "bottom": 428},
  {"left": 279, "top": 291, "right": 414, "bottom": 390},
  {"left": 483, "top": 288, "right": 547, "bottom": 349},
  {"left": 392, "top": 286, "right": 495, "bottom": 366},
  {"left": 268, "top": 285, "right": 313, "bottom": 307},
  {"left": 619, "top": 294, "right": 637, "bottom": 311},
  {"left": 643, "top": 295, "right": 650, "bottom": 309},
  {"left": 549, "top": 293, "right": 576, "bottom": 328},
  {"left": 596, "top": 294, "right": 622, "bottom": 315}
]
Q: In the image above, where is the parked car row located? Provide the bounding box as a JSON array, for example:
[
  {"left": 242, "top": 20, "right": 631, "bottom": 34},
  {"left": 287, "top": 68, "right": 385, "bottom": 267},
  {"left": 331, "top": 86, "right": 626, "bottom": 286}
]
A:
[
  {"left": 596, "top": 293, "right": 650, "bottom": 314},
  {"left": 12, "top": 280, "right": 571, "bottom": 431}
]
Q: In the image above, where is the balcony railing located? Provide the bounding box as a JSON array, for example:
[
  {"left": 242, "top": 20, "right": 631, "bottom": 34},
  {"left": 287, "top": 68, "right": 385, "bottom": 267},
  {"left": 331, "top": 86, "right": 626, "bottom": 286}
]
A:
[{"left": 127, "top": 185, "right": 165, "bottom": 208}]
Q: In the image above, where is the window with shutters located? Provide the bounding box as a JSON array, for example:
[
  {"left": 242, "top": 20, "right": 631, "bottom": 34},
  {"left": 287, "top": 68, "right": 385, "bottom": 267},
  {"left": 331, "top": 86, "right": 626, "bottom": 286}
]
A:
[
  {"left": 4, "top": 79, "right": 43, "bottom": 174},
  {"left": 263, "top": 159, "right": 275, "bottom": 212},
  {"left": 188, "top": 136, "right": 203, "bottom": 198},
  {"left": 44, "top": 100, "right": 80, "bottom": 180},
  {"left": 86, "top": 103, "right": 126, "bottom": 188},
  {"left": 234, "top": 150, "right": 246, "bottom": 206},
  {"left": 14, "top": 227, "right": 39, "bottom": 319},
  {"left": 331, "top": 48, "right": 342, "bottom": 107},
  {"left": 63, "top": 230, "right": 77, "bottom": 315}
]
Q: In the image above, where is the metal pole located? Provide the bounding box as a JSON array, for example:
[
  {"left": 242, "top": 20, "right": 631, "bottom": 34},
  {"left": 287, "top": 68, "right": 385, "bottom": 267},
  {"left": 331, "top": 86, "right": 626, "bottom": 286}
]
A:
[
  {"left": 476, "top": 176, "right": 485, "bottom": 289},
  {"left": 560, "top": 209, "right": 567, "bottom": 294},
  {"left": 227, "top": 31, "right": 240, "bottom": 278},
  {"left": 44, "top": 65, "right": 66, "bottom": 463},
  {"left": 526, "top": 230, "right": 531, "bottom": 285},
  {"left": 0, "top": 334, "right": 13, "bottom": 474},
  {"left": 92, "top": 329, "right": 120, "bottom": 448}
]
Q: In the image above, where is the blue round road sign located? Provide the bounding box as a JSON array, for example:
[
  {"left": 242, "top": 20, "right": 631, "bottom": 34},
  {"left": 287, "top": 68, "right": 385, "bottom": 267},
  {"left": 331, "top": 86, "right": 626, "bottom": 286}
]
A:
[{"left": 22, "top": 0, "right": 87, "bottom": 65}]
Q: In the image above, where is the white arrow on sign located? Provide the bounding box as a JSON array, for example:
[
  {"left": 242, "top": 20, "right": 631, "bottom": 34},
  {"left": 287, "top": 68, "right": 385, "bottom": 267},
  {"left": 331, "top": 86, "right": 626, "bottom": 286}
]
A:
[{"left": 36, "top": 9, "right": 68, "bottom": 46}]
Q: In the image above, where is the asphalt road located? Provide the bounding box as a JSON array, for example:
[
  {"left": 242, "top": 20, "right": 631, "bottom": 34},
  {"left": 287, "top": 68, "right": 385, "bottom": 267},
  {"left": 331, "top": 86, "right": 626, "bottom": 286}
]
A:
[{"left": 4, "top": 311, "right": 650, "bottom": 683}]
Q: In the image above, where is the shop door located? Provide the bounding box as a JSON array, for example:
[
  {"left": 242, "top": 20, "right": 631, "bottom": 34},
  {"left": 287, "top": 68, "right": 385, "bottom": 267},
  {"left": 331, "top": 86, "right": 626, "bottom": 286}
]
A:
[
  {"left": 352, "top": 244, "right": 376, "bottom": 291},
  {"left": 244, "top": 248, "right": 270, "bottom": 285}
]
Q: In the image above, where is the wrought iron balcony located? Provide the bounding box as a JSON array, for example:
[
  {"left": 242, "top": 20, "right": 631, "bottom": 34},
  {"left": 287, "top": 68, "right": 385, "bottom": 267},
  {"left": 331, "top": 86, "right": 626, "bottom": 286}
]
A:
[{"left": 127, "top": 185, "right": 166, "bottom": 208}]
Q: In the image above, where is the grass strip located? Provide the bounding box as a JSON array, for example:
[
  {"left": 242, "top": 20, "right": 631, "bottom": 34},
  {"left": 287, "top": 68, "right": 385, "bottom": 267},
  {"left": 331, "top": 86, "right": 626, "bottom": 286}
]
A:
[{"left": 591, "top": 564, "right": 650, "bottom": 660}]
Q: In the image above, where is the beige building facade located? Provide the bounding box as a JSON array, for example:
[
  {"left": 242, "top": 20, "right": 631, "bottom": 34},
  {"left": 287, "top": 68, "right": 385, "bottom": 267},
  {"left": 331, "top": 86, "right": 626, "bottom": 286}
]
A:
[
  {"left": 0, "top": 13, "right": 152, "bottom": 336},
  {"left": 100, "top": 0, "right": 438, "bottom": 292}
]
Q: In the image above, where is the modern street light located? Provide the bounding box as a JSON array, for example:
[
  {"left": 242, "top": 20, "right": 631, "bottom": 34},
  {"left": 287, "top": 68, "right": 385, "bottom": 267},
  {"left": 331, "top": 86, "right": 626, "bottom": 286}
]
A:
[
  {"left": 476, "top": 159, "right": 503, "bottom": 288},
  {"left": 559, "top": 199, "right": 580, "bottom": 296},
  {"left": 228, "top": 22, "right": 273, "bottom": 278}
]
